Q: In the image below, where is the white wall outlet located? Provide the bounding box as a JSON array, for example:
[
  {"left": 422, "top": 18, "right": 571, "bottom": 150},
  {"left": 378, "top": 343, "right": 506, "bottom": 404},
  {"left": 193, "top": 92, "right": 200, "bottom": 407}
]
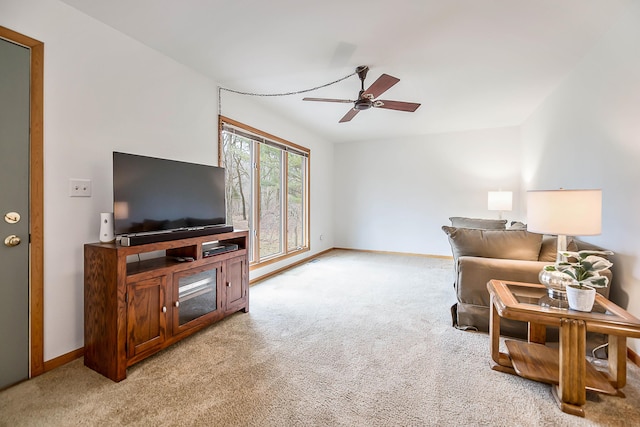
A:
[
  {"left": 319, "top": 234, "right": 324, "bottom": 241},
  {"left": 69, "top": 179, "right": 92, "bottom": 197}
]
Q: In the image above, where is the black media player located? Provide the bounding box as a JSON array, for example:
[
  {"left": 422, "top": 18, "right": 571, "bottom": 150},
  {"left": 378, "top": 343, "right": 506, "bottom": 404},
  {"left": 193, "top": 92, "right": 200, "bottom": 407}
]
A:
[{"left": 202, "top": 243, "right": 239, "bottom": 257}]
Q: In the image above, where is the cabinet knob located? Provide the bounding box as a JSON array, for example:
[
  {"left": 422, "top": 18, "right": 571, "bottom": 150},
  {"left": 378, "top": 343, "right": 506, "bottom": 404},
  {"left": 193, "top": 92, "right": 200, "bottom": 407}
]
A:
[
  {"left": 174, "top": 301, "right": 180, "bottom": 308},
  {"left": 162, "top": 306, "right": 167, "bottom": 313},
  {"left": 226, "top": 282, "right": 232, "bottom": 287}
]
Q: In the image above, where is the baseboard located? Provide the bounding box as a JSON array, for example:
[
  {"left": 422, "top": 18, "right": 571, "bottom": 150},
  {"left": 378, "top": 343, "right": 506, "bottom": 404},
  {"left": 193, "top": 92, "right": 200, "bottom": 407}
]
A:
[
  {"left": 250, "top": 248, "right": 334, "bottom": 285},
  {"left": 250, "top": 247, "right": 451, "bottom": 286},
  {"left": 42, "top": 347, "right": 84, "bottom": 374},
  {"left": 333, "top": 247, "right": 453, "bottom": 259}
]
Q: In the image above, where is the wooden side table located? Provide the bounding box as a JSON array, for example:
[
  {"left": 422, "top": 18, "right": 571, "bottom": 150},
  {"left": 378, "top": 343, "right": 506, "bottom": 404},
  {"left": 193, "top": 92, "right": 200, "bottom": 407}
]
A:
[{"left": 487, "top": 279, "right": 640, "bottom": 417}]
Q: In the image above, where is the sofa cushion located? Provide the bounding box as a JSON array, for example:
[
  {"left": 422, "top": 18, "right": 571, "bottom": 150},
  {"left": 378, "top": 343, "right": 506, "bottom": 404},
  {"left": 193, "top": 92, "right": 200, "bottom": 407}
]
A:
[
  {"left": 442, "top": 226, "right": 543, "bottom": 261},
  {"left": 449, "top": 216, "right": 507, "bottom": 230},
  {"left": 538, "top": 235, "right": 579, "bottom": 262}
]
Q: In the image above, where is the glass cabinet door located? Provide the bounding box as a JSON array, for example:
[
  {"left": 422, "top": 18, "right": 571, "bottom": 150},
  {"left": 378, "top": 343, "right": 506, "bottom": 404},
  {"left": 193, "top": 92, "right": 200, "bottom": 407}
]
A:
[{"left": 173, "top": 263, "right": 221, "bottom": 330}]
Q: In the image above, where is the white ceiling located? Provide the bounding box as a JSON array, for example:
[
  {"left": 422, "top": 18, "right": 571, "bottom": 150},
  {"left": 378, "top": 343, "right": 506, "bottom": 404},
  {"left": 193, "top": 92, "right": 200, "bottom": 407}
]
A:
[{"left": 60, "top": 0, "right": 630, "bottom": 143}]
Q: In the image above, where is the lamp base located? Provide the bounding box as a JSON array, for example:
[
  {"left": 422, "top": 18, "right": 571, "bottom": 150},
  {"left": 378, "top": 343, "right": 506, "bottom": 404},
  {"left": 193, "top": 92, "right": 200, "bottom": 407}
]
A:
[
  {"left": 538, "top": 264, "right": 573, "bottom": 310},
  {"left": 540, "top": 289, "right": 569, "bottom": 309}
]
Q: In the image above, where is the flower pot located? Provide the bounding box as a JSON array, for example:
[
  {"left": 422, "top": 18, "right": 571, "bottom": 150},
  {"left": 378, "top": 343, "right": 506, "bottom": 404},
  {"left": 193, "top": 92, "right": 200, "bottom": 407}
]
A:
[{"left": 566, "top": 283, "right": 596, "bottom": 312}]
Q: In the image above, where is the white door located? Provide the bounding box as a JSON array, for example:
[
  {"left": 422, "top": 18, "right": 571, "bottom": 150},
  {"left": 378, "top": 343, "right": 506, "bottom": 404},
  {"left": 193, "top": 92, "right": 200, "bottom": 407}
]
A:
[{"left": 0, "top": 37, "right": 31, "bottom": 389}]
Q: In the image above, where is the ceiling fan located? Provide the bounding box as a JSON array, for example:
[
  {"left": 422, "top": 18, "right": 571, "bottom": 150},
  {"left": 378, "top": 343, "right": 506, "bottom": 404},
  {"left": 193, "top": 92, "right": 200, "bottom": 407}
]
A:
[{"left": 303, "top": 66, "right": 421, "bottom": 123}]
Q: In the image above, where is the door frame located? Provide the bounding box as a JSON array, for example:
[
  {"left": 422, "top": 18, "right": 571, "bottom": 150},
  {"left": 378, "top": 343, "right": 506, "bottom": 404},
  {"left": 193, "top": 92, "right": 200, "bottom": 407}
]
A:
[{"left": 0, "top": 26, "right": 44, "bottom": 377}]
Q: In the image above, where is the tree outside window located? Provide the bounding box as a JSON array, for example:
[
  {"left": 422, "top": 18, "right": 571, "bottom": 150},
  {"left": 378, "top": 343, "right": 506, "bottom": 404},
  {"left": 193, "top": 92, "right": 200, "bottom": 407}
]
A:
[{"left": 219, "top": 117, "right": 309, "bottom": 266}]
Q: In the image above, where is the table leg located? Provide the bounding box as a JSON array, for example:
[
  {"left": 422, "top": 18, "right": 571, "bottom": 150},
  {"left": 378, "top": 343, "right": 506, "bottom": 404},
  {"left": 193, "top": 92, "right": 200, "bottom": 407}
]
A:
[
  {"left": 555, "top": 318, "right": 586, "bottom": 417},
  {"left": 490, "top": 296, "right": 500, "bottom": 365},
  {"left": 489, "top": 295, "right": 513, "bottom": 370},
  {"left": 608, "top": 335, "right": 627, "bottom": 389},
  {"left": 528, "top": 322, "right": 546, "bottom": 344}
]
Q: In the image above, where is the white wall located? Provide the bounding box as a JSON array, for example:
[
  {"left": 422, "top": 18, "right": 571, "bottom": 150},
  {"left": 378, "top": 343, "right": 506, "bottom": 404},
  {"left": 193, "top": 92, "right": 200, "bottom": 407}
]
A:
[
  {"left": 521, "top": 3, "right": 640, "bottom": 353},
  {"left": 333, "top": 126, "right": 522, "bottom": 256},
  {"left": 3, "top": 0, "right": 220, "bottom": 360},
  {"left": 2, "top": 0, "right": 335, "bottom": 361}
]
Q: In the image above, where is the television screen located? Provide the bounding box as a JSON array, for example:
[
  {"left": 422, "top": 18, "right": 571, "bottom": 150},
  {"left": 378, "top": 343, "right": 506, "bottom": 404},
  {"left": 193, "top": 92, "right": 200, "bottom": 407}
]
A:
[{"left": 113, "top": 152, "right": 227, "bottom": 236}]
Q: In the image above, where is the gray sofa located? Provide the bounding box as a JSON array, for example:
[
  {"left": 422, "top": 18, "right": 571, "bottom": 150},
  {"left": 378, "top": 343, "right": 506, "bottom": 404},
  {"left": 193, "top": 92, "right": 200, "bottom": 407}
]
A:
[{"left": 442, "top": 218, "right": 612, "bottom": 338}]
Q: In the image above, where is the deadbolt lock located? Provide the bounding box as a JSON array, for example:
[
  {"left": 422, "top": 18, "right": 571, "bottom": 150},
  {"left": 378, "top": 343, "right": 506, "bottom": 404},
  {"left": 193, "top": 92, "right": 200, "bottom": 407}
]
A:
[{"left": 4, "top": 212, "right": 20, "bottom": 224}]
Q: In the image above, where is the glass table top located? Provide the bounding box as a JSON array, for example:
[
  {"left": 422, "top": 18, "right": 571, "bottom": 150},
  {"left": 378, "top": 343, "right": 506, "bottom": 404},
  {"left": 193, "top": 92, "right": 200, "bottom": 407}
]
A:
[
  {"left": 505, "top": 283, "right": 609, "bottom": 316},
  {"left": 489, "top": 280, "right": 640, "bottom": 334}
]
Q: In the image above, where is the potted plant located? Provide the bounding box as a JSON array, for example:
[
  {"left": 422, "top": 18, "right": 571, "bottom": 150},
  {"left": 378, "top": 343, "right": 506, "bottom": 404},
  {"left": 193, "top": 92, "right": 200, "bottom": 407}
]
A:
[{"left": 554, "top": 250, "right": 613, "bottom": 311}]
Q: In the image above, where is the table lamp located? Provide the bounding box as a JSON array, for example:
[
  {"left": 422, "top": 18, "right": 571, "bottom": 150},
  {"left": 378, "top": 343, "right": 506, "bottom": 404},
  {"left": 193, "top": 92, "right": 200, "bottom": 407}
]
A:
[
  {"left": 526, "top": 189, "right": 602, "bottom": 306},
  {"left": 488, "top": 191, "right": 513, "bottom": 220}
]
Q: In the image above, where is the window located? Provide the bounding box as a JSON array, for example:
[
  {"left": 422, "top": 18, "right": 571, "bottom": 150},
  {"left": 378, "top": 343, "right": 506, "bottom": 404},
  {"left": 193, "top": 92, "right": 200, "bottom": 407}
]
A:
[{"left": 219, "top": 116, "right": 310, "bottom": 266}]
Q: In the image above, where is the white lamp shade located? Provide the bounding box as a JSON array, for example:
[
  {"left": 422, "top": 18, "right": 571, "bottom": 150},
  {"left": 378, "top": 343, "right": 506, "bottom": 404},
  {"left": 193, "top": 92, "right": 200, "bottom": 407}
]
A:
[
  {"left": 488, "top": 191, "right": 513, "bottom": 211},
  {"left": 527, "top": 189, "right": 602, "bottom": 236}
]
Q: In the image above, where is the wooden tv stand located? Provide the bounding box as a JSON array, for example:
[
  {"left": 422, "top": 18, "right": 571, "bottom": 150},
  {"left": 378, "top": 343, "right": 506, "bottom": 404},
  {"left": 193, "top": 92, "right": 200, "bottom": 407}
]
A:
[{"left": 83, "top": 230, "right": 249, "bottom": 382}]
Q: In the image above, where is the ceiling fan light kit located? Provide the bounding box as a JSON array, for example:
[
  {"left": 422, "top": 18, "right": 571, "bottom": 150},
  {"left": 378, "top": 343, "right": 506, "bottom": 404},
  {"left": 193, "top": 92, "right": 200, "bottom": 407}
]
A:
[{"left": 303, "top": 65, "right": 421, "bottom": 123}]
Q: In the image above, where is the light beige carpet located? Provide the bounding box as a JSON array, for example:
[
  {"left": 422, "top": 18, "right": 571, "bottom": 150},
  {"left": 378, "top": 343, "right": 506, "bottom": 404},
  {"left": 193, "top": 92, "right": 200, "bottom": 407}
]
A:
[{"left": 1, "top": 250, "right": 639, "bottom": 426}]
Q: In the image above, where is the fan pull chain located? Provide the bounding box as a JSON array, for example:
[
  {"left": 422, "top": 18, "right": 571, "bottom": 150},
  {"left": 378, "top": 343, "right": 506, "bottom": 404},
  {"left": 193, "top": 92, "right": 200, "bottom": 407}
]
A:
[{"left": 218, "top": 70, "right": 357, "bottom": 116}]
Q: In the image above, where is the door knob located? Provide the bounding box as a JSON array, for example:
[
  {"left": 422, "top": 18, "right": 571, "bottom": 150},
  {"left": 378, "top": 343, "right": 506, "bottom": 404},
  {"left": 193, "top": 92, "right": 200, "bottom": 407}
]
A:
[{"left": 4, "top": 235, "right": 21, "bottom": 247}]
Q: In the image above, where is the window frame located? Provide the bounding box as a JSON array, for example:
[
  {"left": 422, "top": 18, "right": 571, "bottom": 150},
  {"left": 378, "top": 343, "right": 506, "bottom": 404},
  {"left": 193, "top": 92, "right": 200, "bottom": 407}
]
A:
[{"left": 218, "top": 116, "right": 310, "bottom": 269}]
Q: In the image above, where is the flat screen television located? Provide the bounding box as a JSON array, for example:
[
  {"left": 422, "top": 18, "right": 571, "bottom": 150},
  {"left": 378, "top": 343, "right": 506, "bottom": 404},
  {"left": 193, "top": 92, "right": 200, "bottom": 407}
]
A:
[{"left": 113, "top": 152, "right": 228, "bottom": 239}]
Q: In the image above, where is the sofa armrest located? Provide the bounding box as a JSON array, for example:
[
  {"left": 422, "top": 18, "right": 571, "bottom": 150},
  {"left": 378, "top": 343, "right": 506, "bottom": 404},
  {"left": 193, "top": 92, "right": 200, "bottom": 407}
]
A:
[
  {"left": 455, "top": 256, "right": 548, "bottom": 307},
  {"left": 455, "top": 256, "right": 612, "bottom": 306}
]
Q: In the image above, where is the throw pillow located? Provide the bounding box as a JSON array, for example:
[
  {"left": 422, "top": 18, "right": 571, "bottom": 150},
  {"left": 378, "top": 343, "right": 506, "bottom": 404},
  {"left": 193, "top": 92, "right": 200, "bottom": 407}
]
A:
[
  {"left": 449, "top": 216, "right": 507, "bottom": 230},
  {"left": 442, "top": 226, "right": 543, "bottom": 261},
  {"left": 508, "top": 221, "right": 527, "bottom": 230}
]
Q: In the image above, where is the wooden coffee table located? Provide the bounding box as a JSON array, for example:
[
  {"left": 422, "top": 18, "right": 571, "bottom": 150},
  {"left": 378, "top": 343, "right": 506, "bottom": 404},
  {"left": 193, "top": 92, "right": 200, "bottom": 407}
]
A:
[{"left": 487, "top": 279, "right": 640, "bottom": 417}]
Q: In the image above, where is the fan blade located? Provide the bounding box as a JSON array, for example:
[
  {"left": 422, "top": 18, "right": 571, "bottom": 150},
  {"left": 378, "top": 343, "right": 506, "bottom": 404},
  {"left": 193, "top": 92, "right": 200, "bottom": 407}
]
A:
[
  {"left": 375, "top": 100, "right": 421, "bottom": 112},
  {"left": 303, "top": 97, "right": 354, "bottom": 103},
  {"left": 363, "top": 74, "right": 400, "bottom": 99},
  {"left": 339, "top": 108, "right": 360, "bottom": 123}
]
